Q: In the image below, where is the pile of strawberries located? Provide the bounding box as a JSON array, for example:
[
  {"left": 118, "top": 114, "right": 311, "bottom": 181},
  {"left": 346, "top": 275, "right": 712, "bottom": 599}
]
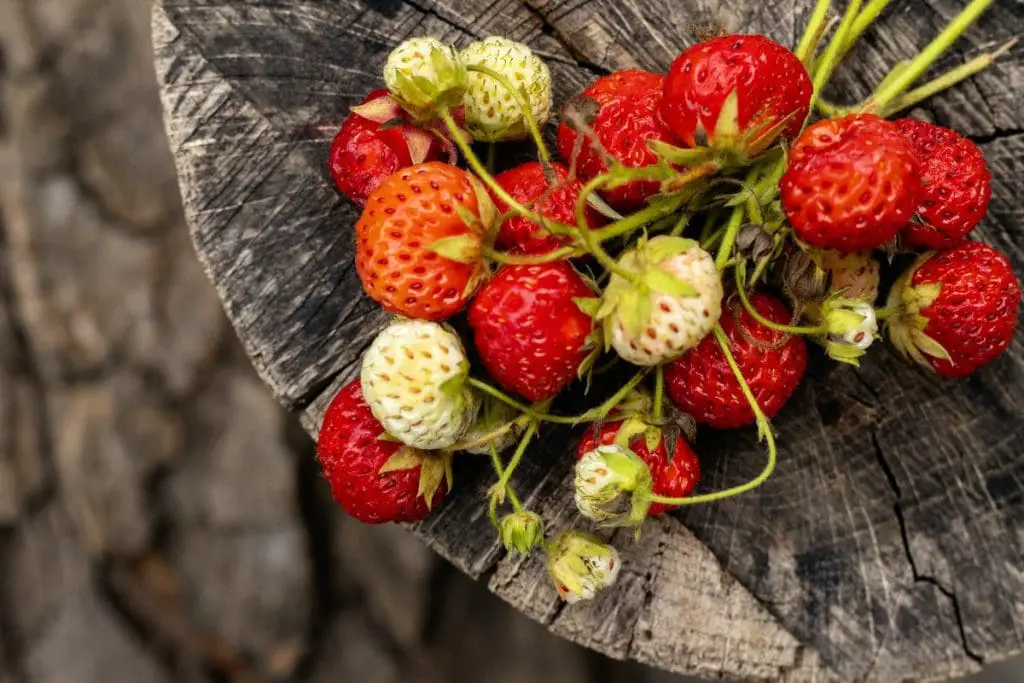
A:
[{"left": 317, "top": 0, "right": 1020, "bottom": 603}]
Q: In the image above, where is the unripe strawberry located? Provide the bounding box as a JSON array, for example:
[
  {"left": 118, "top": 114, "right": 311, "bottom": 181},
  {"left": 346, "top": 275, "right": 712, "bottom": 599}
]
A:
[
  {"left": 546, "top": 531, "right": 621, "bottom": 604},
  {"left": 574, "top": 444, "right": 653, "bottom": 525},
  {"left": 458, "top": 400, "right": 522, "bottom": 455},
  {"left": 460, "top": 37, "right": 553, "bottom": 142},
  {"left": 596, "top": 236, "right": 723, "bottom": 366},
  {"left": 384, "top": 37, "right": 467, "bottom": 120},
  {"left": 360, "top": 319, "right": 479, "bottom": 450},
  {"left": 814, "top": 249, "right": 881, "bottom": 303}
]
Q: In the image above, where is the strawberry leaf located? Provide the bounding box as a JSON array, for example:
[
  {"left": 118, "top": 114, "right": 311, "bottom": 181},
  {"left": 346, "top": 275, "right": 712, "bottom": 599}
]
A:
[{"left": 429, "top": 234, "right": 480, "bottom": 263}]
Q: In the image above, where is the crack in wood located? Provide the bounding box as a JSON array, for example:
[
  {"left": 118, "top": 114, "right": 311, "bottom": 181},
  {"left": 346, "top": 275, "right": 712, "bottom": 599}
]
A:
[{"left": 869, "top": 431, "right": 985, "bottom": 667}]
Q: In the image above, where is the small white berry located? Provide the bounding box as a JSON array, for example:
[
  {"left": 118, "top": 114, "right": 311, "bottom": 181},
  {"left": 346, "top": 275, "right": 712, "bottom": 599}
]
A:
[{"left": 384, "top": 37, "right": 467, "bottom": 119}]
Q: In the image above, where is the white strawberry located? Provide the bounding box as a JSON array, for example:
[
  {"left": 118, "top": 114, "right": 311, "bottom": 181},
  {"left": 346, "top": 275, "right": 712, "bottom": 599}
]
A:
[
  {"left": 360, "top": 319, "right": 478, "bottom": 450},
  {"left": 815, "top": 249, "right": 880, "bottom": 303},
  {"left": 574, "top": 444, "right": 652, "bottom": 525},
  {"left": 459, "top": 36, "right": 552, "bottom": 142},
  {"left": 546, "top": 531, "right": 621, "bottom": 604},
  {"left": 383, "top": 37, "right": 467, "bottom": 120},
  {"left": 596, "top": 236, "right": 723, "bottom": 366}
]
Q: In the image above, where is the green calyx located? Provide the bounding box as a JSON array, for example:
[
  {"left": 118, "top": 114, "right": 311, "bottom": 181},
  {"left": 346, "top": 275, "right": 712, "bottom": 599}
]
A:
[
  {"left": 379, "top": 448, "right": 454, "bottom": 511},
  {"left": 499, "top": 511, "right": 545, "bottom": 554},
  {"left": 574, "top": 445, "right": 654, "bottom": 527},
  {"left": 884, "top": 252, "right": 951, "bottom": 370},
  {"left": 816, "top": 294, "right": 880, "bottom": 366},
  {"left": 385, "top": 38, "right": 468, "bottom": 121}
]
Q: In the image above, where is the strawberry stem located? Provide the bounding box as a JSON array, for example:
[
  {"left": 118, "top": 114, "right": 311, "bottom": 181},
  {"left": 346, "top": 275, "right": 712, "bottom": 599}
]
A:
[
  {"left": 482, "top": 245, "right": 580, "bottom": 265},
  {"left": 576, "top": 175, "right": 645, "bottom": 284},
  {"left": 652, "top": 366, "right": 665, "bottom": 422},
  {"left": 466, "top": 63, "right": 552, "bottom": 162},
  {"left": 495, "top": 421, "right": 537, "bottom": 506},
  {"left": 811, "top": 0, "right": 891, "bottom": 74},
  {"left": 867, "top": 0, "right": 995, "bottom": 111},
  {"left": 453, "top": 414, "right": 531, "bottom": 451},
  {"left": 593, "top": 196, "right": 685, "bottom": 242},
  {"left": 668, "top": 212, "right": 690, "bottom": 237},
  {"left": 645, "top": 324, "right": 777, "bottom": 506},
  {"left": 487, "top": 443, "right": 524, "bottom": 514},
  {"left": 877, "top": 37, "right": 1017, "bottom": 117},
  {"left": 735, "top": 263, "right": 828, "bottom": 335},
  {"left": 795, "top": 0, "right": 833, "bottom": 65},
  {"left": 809, "top": 0, "right": 864, "bottom": 114},
  {"left": 714, "top": 204, "right": 748, "bottom": 271},
  {"left": 874, "top": 305, "right": 900, "bottom": 320}
]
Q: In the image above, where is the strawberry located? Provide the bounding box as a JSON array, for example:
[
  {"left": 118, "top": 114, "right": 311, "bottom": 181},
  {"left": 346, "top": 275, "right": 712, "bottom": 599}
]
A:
[
  {"left": 468, "top": 260, "right": 597, "bottom": 402},
  {"left": 460, "top": 36, "right": 553, "bottom": 142},
  {"left": 556, "top": 70, "right": 682, "bottom": 211},
  {"left": 356, "top": 161, "right": 495, "bottom": 320},
  {"left": 577, "top": 420, "right": 700, "bottom": 516},
  {"left": 894, "top": 118, "right": 992, "bottom": 249},
  {"left": 662, "top": 35, "right": 812, "bottom": 156},
  {"left": 329, "top": 89, "right": 444, "bottom": 205},
  {"left": 596, "top": 236, "right": 723, "bottom": 366},
  {"left": 384, "top": 37, "right": 467, "bottom": 121},
  {"left": 666, "top": 292, "right": 807, "bottom": 429},
  {"left": 361, "top": 319, "right": 479, "bottom": 450},
  {"left": 491, "top": 161, "right": 602, "bottom": 253},
  {"left": 316, "top": 379, "right": 449, "bottom": 524},
  {"left": 813, "top": 249, "right": 881, "bottom": 304},
  {"left": 886, "top": 242, "right": 1020, "bottom": 377},
  {"left": 781, "top": 114, "right": 921, "bottom": 253}
]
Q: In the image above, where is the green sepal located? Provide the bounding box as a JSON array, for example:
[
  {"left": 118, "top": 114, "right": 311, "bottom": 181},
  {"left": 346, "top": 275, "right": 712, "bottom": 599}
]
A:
[
  {"left": 377, "top": 432, "right": 402, "bottom": 442},
  {"left": 643, "top": 266, "right": 697, "bottom": 298},
  {"left": 573, "top": 296, "right": 601, "bottom": 317},
  {"left": 711, "top": 89, "right": 742, "bottom": 143},
  {"left": 439, "top": 360, "right": 470, "bottom": 399},
  {"left": 643, "top": 425, "right": 663, "bottom": 454},
  {"left": 614, "top": 416, "right": 649, "bottom": 449},
  {"left": 647, "top": 139, "right": 715, "bottom": 166},
  {"left": 644, "top": 236, "right": 697, "bottom": 265},
  {"left": 379, "top": 447, "right": 424, "bottom": 474},
  {"left": 825, "top": 340, "right": 865, "bottom": 367},
  {"left": 429, "top": 234, "right": 480, "bottom": 263}
]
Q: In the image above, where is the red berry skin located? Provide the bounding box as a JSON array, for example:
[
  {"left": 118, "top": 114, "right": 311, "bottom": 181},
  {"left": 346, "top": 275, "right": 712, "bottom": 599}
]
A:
[
  {"left": 492, "top": 162, "right": 604, "bottom": 253},
  {"left": 577, "top": 421, "right": 701, "bottom": 516},
  {"left": 912, "top": 242, "right": 1021, "bottom": 377},
  {"left": 316, "top": 380, "right": 444, "bottom": 524},
  {"left": 666, "top": 293, "right": 807, "bottom": 429},
  {"left": 662, "top": 35, "right": 812, "bottom": 150},
  {"left": 894, "top": 118, "right": 992, "bottom": 249},
  {"left": 329, "top": 89, "right": 443, "bottom": 205},
  {"left": 557, "top": 70, "right": 682, "bottom": 211},
  {"left": 781, "top": 114, "right": 921, "bottom": 253},
  {"left": 468, "top": 261, "right": 596, "bottom": 402}
]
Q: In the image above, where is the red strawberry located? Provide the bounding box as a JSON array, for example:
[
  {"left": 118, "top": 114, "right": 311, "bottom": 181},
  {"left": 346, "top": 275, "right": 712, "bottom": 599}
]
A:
[
  {"left": 887, "top": 242, "right": 1020, "bottom": 377},
  {"left": 666, "top": 292, "right": 807, "bottom": 429},
  {"left": 329, "top": 89, "right": 444, "bottom": 205},
  {"left": 662, "top": 35, "right": 812, "bottom": 155},
  {"left": 356, "top": 161, "right": 494, "bottom": 321},
  {"left": 894, "top": 118, "right": 992, "bottom": 249},
  {"left": 317, "top": 379, "right": 449, "bottom": 523},
  {"left": 577, "top": 421, "right": 700, "bottom": 516},
  {"left": 492, "top": 162, "right": 603, "bottom": 253},
  {"left": 556, "top": 70, "right": 682, "bottom": 211},
  {"left": 781, "top": 113, "right": 921, "bottom": 252},
  {"left": 468, "top": 260, "right": 596, "bottom": 402}
]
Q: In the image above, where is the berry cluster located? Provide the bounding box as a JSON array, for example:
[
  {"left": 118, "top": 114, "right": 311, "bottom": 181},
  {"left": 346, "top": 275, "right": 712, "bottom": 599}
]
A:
[{"left": 317, "top": 6, "right": 1020, "bottom": 604}]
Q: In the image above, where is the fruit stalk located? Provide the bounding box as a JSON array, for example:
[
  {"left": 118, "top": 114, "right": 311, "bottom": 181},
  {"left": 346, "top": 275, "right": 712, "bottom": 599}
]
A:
[
  {"left": 809, "top": 0, "right": 864, "bottom": 112},
  {"left": 714, "top": 204, "right": 748, "bottom": 271},
  {"left": 795, "top": 0, "right": 833, "bottom": 65},
  {"left": 868, "top": 0, "right": 995, "bottom": 110},
  {"left": 495, "top": 421, "right": 538, "bottom": 503},
  {"left": 482, "top": 245, "right": 581, "bottom": 264},
  {"left": 653, "top": 365, "right": 665, "bottom": 422},
  {"left": 646, "top": 324, "right": 777, "bottom": 506},
  {"left": 488, "top": 442, "right": 524, "bottom": 514},
  {"left": 736, "top": 263, "right": 828, "bottom": 335}
]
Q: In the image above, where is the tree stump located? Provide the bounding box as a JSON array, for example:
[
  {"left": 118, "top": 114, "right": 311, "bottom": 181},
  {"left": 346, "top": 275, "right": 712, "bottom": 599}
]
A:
[{"left": 152, "top": 1, "right": 1024, "bottom": 680}]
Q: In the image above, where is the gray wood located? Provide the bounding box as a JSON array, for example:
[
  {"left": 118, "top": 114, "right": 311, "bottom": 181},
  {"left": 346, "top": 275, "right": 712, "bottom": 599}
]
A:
[{"left": 153, "top": 0, "right": 1024, "bottom": 680}]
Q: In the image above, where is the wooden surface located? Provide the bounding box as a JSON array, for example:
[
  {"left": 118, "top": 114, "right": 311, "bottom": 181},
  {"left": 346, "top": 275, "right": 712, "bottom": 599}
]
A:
[
  {"left": 153, "top": 0, "right": 1024, "bottom": 680},
  {"left": 0, "top": 1, "right": 695, "bottom": 682}
]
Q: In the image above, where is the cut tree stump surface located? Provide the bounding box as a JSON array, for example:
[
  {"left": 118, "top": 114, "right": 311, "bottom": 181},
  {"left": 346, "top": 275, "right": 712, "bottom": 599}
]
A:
[{"left": 153, "top": 1, "right": 1024, "bottom": 681}]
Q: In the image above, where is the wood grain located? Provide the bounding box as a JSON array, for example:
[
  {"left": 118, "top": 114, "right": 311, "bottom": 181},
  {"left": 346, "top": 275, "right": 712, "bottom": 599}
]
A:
[{"left": 153, "top": 0, "right": 1024, "bottom": 680}]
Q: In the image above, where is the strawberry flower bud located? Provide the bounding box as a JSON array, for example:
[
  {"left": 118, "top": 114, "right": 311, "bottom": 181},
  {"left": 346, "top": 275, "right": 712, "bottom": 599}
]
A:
[
  {"left": 499, "top": 511, "right": 544, "bottom": 555},
  {"left": 820, "top": 296, "right": 878, "bottom": 366},
  {"left": 546, "top": 531, "right": 621, "bottom": 604},
  {"left": 574, "top": 444, "right": 652, "bottom": 526},
  {"left": 384, "top": 37, "right": 467, "bottom": 120},
  {"left": 460, "top": 36, "right": 553, "bottom": 142}
]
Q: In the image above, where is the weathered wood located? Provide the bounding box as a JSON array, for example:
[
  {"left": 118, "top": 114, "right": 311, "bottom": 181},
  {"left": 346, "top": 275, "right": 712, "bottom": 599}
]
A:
[{"left": 153, "top": 0, "right": 1024, "bottom": 680}]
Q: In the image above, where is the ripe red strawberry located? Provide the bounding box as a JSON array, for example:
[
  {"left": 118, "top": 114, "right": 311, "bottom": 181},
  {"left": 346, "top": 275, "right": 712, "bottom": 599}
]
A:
[
  {"left": 556, "top": 70, "right": 682, "bottom": 211},
  {"left": 894, "top": 118, "right": 992, "bottom": 249},
  {"left": 662, "top": 35, "right": 812, "bottom": 155},
  {"left": 492, "top": 162, "right": 603, "bottom": 253},
  {"left": 356, "top": 161, "right": 494, "bottom": 320},
  {"left": 329, "top": 89, "right": 444, "bottom": 205},
  {"left": 316, "top": 379, "right": 449, "bottom": 523},
  {"left": 577, "top": 421, "right": 700, "bottom": 516},
  {"left": 781, "top": 113, "right": 921, "bottom": 252},
  {"left": 468, "top": 260, "right": 596, "bottom": 402},
  {"left": 666, "top": 292, "right": 807, "bottom": 429},
  {"left": 887, "top": 242, "right": 1020, "bottom": 377}
]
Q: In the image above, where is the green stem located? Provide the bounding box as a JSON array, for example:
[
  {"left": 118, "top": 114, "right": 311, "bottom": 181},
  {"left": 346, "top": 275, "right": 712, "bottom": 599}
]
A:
[
  {"left": 878, "top": 38, "right": 1017, "bottom": 117},
  {"left": 874, "top": 305, "right": 900, "bottom": 320},
  {"left": 576, "top": 175, "right": 643, "bottom": 283},
  {"left": 815, "top": 98, "right": 847, "bottom": 118},
  {"left": 714, "top": 204, "right": 747, "bottom": 271},
  {"left": 483, "top": 245, "right": 580, "bottom": 265},
  {"left": 795, "top": 0, "right": 833, "bottom": 65},
  {"left": 668, "top": 212, "right": 690, "bottom": 238},
  {"left": 487, "top": 442, "right": 523, "bottom": 512},
  {"left": 646, "top": 325, "right": 777, "bottom": 506},
  {"left": 812, "top": 0, "right": 890, "bottom": 74},
  {"left": 495, "top": 422, "right": 537, "bottom": 502},
  {"left": 868, "top": 0, "right": 994, "bottom": 110},
  {"left": 593, "top": 196, "right": 684, "bottom": 242},
  {"left": 810, "top": 0, "right": 864, "bottom": 112},
  {"left": 735, "top": 271, "right": 827, "bottom": 335},
  {"left": 467, "top": 371, "right": 648, "bottom": 426},
  {"left": 653, "top": 366, "right": 664, "bottom": 421},
  {"left": 466, "top": 63, "right": 551, "bottom": 162}
]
